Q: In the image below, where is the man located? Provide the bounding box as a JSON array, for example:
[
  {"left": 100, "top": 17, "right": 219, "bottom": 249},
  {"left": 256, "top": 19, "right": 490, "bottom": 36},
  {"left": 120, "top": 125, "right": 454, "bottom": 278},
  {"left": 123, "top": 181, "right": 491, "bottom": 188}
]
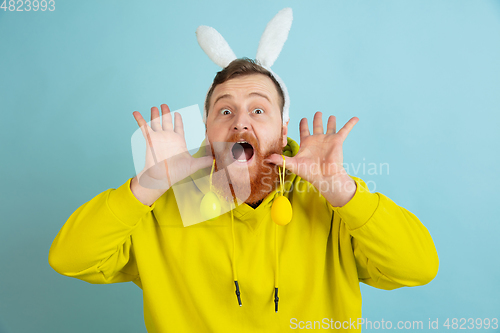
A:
[{"left": 49, "top": 57, "right": 439, "bottom": 332}]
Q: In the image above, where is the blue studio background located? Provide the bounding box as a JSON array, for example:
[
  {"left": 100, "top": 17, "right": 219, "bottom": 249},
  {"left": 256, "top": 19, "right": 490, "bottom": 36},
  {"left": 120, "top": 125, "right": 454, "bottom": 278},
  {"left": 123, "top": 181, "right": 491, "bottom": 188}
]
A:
[{"left": 1, "top": 0, "right": 499, "bottom": 332}]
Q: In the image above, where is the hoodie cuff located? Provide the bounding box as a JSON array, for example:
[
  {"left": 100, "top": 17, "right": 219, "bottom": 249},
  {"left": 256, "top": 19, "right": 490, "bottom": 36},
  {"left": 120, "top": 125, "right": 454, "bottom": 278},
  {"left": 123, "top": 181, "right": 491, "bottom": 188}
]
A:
[
  {"left": 330, "top": 176, "right": 380, "bottom": 230},
  {"left": 107, "top": 178, "right": 156, "bottom": 226}
]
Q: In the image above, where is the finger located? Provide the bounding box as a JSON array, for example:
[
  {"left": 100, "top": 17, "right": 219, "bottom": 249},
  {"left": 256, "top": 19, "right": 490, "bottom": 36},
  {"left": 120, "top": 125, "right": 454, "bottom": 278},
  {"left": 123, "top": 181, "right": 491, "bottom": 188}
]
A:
[
  {"left": 313, "top": 112, "right": 323, "bottom": 135},
  {"left": 133, "top": 111, "right": 154, "bottom": 148},
  {"left": 299, "top": 118, "right": 310, "bottom": 141},
  {"left": 151, "top": 107, "right": 161, "bottom": 131},
  {"left": 336, "top": 117, "right": 359, "bottom": 141},
  {"left": 133, "top": 111, "right": 149, "bottom": 140},
  {"left": 160, "top": 104, "right": 173, "bottom": 131},
  {"left": 265, "top": 154, "right": 298, "bottom": 175},
  {"left": 173, "top": 112, "right": 185, "bottom": 139},
  {"left": 326, "top": 115, "right": 336, "bottom": 134},
  {"left": 265, "top": 153, "right": 285, "bottom": 166},
  {"left": 133, "top": 111, "right": 147, "bottom": 128}
]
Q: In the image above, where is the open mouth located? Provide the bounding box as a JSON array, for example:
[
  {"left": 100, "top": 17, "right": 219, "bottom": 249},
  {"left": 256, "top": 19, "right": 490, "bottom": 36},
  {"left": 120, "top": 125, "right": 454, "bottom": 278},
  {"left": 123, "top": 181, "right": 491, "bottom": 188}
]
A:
[{"left": 231, "top": 141, "right": 254, "bottom": 163}]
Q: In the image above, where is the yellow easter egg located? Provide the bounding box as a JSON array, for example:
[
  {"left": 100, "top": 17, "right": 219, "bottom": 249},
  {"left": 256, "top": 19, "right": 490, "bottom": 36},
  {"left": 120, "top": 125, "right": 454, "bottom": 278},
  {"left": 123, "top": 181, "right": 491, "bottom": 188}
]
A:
[
  {"left": 200, "top": 192, "right": 221, "bottom": 221},
  {"left": 271, "top": 196, "right": 293, "bottom": 226}
]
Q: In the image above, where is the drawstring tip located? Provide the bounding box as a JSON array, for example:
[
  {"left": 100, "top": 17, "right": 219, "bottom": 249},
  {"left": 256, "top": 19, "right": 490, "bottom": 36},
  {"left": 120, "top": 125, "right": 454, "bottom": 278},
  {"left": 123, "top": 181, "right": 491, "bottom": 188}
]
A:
[
  {"left": 274, "top": 287, "right": 279, "bottom": 313},
  {"left": 234, "top": 281, "right": 242, "bottom": 307}
]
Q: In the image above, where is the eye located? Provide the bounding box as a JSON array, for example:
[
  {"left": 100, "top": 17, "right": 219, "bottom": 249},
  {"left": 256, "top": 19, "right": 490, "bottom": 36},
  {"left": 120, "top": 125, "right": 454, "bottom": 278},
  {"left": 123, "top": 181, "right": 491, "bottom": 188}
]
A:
[
  {"left": 253, "top": 108, "right": 264, "bottom": 114},
  {"left": 221, "top": 109, "right": 232, "bottom": 115}
]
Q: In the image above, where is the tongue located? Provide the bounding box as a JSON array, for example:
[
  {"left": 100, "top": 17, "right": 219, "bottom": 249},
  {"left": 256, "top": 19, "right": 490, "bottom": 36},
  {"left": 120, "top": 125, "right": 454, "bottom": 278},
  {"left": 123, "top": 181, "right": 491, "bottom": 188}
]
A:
[
  {"left": 244, "top": 146, "right": 253, "bottom": 160},
  {"left": 235, "top": 149, "right": 246, "bottom": 160},
  {"left": 233, "top": 144, "right": 246, "bottom": 161}
]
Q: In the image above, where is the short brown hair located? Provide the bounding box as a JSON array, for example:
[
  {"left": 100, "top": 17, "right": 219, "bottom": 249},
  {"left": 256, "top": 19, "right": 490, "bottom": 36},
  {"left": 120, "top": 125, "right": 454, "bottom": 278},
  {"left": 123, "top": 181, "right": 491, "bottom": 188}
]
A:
[{"left": 205, "top": 58, "right": 285, "bottom": 120}]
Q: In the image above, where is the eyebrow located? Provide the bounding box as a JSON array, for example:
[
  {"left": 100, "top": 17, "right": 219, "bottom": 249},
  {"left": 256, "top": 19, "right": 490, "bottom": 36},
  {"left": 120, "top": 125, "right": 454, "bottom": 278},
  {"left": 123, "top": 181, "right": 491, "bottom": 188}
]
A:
[{"left": 213, "top": 92, "right": 271, "bottom": 106}]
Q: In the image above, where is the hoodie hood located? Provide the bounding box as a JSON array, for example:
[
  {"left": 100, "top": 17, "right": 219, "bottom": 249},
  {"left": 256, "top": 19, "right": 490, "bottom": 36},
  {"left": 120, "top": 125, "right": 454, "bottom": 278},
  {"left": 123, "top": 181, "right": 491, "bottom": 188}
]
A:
[{"left": 283, "top": 136, "right": 300, "bottom": 157}]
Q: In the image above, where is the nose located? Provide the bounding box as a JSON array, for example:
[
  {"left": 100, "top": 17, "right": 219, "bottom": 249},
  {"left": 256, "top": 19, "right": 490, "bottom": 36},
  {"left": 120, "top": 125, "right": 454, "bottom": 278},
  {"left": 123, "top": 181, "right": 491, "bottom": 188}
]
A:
[{"left": 231, "top": 111, "right": 251, "bottom": 132}]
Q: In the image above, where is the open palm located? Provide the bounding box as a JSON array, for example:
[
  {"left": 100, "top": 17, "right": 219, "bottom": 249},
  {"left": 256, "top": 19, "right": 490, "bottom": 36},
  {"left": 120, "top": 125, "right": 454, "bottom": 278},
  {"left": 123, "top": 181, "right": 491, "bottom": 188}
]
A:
[
  {"left": 133, "top": 104, "right": 212, "bottom": 189},
  {"left": 268, "top": 112, "right": 358, "bottom": 189}
]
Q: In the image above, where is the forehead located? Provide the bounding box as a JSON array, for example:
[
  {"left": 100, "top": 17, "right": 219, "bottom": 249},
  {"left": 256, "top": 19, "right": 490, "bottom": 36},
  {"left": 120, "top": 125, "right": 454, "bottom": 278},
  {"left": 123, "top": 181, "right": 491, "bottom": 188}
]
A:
[{"left": 211, "top": 74, "right": 280, "bottom": 106}]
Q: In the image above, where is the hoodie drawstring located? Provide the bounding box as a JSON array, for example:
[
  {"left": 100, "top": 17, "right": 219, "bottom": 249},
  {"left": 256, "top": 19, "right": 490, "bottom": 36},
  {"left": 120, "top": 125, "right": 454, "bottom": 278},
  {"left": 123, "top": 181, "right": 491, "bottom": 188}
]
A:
[
  {"left": 274, "top": 223, "right": 280, "bottom": 312},
  {"left": 230, "top": 205, "right": 242, "bottom": 307},
  {"left": 225, "top": 156, "right": 290, "bottom": 312},
  {"left": 274, "top": 156, "right": 286, "bottom": 313},
  {"left": 229, "top": 204, "right": 279, "bottom": 312}
]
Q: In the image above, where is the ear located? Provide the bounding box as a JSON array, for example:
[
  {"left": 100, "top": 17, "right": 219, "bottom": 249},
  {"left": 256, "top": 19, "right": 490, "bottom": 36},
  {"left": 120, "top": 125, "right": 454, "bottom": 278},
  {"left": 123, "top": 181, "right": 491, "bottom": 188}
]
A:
[
  {"left": 282, "top": 121, "right": 289, "bottom": 148},
  {"left": 204, "top": 128, "right": 210, "bottom": 144},
  {"left": 203, "top": 130, "right": 212, "bottom": 157}
]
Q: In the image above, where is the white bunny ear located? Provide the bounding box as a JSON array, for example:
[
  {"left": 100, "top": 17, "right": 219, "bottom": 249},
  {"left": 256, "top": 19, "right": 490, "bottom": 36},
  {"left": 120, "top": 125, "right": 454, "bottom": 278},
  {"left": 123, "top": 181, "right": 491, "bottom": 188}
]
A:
[
  {"left": 256, "top": 8, "right": 293, "bottom": 68},
  {"left": 196, "top": 25, "right": 237, "bottom": 68}
]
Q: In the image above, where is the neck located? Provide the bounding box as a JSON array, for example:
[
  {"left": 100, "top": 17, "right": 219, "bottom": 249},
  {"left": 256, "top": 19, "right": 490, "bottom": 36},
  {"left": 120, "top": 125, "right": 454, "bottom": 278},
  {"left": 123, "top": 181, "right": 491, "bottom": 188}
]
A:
[{"left": 246, "top": 199, "right": 263, "bottom": 209}]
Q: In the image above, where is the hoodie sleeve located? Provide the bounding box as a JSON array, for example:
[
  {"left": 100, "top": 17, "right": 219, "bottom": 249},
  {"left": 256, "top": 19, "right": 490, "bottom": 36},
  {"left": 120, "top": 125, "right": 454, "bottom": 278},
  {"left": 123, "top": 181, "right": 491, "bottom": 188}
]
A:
[
  {"left": 48, "top": 178, "right": 155, "bottom": 284},
  {"left": 330, "top": 176, "right": 439, "bottom": 290}
]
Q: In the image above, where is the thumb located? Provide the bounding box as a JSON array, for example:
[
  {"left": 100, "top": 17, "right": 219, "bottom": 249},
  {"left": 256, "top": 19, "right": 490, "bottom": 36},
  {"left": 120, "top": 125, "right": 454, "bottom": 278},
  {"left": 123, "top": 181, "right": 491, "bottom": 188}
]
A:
[
  {"left": 266, "top": 154, "right": 297, "bottom": 173},
  {"left": 265, "top": 153, "right": 285, "bottom": 166}
]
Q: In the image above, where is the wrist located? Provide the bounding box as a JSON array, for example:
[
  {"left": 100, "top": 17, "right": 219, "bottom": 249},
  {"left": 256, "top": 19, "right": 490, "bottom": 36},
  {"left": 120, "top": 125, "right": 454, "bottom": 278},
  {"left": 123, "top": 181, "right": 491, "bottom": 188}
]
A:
[
  {"left": 319, "top": 173, "right": 356, "bottom": 208},
  {"left": 130, "top": 174, "right": 167, "bottom": 206}
]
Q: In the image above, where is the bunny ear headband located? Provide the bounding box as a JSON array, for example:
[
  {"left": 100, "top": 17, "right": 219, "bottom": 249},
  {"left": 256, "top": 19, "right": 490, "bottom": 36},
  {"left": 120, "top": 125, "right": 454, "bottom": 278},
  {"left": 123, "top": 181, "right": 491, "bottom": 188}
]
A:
[{"left": 196, "top": 7, "right": 293, "bottom": 125}]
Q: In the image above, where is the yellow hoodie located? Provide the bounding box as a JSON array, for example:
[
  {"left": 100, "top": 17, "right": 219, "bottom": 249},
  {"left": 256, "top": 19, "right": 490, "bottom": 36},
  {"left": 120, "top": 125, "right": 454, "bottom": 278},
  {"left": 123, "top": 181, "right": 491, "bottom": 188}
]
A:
[{"left": 49, "top": 138, "right": 438, "bottom": 332}]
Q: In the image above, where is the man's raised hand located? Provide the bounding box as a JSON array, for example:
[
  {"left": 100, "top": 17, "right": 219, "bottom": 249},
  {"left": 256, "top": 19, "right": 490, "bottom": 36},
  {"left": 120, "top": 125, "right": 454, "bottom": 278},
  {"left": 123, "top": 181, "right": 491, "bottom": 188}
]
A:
[
  {"left": 267, "top": 112, "right": 359, "bottom": 207},
  {"left": 132, "top": 104, "right": 212, "bottom": 190}
]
